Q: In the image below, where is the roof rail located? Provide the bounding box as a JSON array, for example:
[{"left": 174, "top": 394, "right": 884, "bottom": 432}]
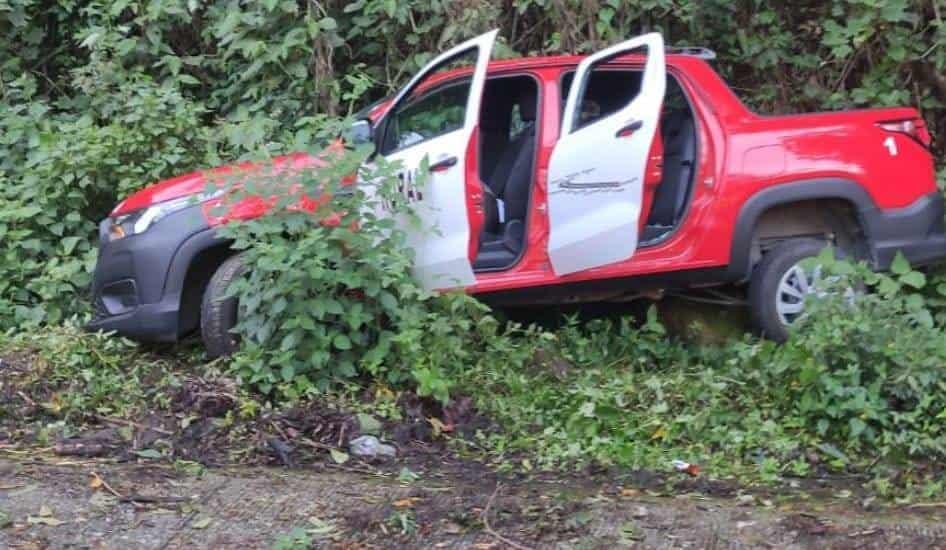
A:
[{"left": 666, "top": 46, "right": 716, "bottom": 60}]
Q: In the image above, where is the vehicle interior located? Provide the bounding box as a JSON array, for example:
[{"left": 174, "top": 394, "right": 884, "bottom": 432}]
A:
[
  {"left": 373, "top": 63, "right": 694, "bottom": 272},
  {"left": 561, "top": 69, "right": 698, "bottom": 245},
  {"left": 473, "top": 75, "right": 540, "bottom": 271}
]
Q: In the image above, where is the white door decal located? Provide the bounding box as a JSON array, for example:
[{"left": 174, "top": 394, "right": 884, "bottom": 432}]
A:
[{"left": 546, "top": 33, "right": 666, "bottom": 276}]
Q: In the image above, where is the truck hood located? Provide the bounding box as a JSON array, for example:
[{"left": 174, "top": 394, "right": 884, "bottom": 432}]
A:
[{"left": 110, "top": 152, "right": 325, "bottom": 217}]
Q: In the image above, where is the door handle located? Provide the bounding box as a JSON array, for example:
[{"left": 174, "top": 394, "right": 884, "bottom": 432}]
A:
[
  {"left": 615, "top": 120, "right": 644, "bottom": 138},
  {"left": 429, "top": 156, "right": 458, "bottom": 173}
]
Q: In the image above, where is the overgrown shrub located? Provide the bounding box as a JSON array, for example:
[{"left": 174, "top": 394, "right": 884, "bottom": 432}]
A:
[
  {"left": 456, "top": 254, "right": 946, "bottom": 477},
  {"left": 0, "top": 73, "right": 218, "bottom": 325},
  {"left": 215, "top": 138, "right": 497, "bottom": 403}
]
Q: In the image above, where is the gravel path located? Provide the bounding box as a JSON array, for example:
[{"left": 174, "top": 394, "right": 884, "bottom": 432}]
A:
[{"left": 1, "top": 457, "right": 944, "bottom": 549}]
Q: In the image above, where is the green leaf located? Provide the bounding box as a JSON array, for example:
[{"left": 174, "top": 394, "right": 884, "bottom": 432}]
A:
[
  {"left": 280, "top": 364, "right": 295, "bottom": 382},
  {"left": 357, "top": 413, "right": 382, "bottom": 435},
  {"left": 330, "top": 448, "right": 349, "bottom": 464},
  {"left": 133, "top": 449, "right": 163, "bottom": 459},
  {"left": 61, "top": 236, "right": 81, "bottom": 255},
  {"left": 333, "top": 333, "right": 352, "bottom": 350},
  {"left": 890, "top": 252, "right": 910, "bottom": 275},
  {"left": 192, "top": 517, "right": 213, "bottom": 529},
  {"left": 320, "top": 17, "right": 338, "bottom": 31},
  {"left": 849, "top": 417, "right": 866, "bottom": 438},
  {"left": 900, "top": 271, "right": 926, "bottom": 289}
]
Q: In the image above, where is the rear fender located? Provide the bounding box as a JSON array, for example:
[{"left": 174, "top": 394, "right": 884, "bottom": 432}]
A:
[{"left": 727, "top": 178, "right": 876, "bottom": 281}]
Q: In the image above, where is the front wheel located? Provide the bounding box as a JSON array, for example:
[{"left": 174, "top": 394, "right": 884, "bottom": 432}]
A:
[
  {"left": 201, "top": 253, "right": 248, "bottom": 358},
  {"left": 748, "top": 239, "right": 831, "bottom": 342}
]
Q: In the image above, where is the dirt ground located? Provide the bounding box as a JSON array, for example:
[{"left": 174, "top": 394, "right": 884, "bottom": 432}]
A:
[
  {"left": 2, "top": 454, "right": 945, "bottom": 550},
  {"left": 3, "top": 346, "right": 946, "bottom": 549}
]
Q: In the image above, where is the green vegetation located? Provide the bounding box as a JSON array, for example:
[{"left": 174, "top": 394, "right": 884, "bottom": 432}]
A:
[
  {"left": 2, "top": 1, "right": 946, "bottom": 497},
  {"left": 215, "top": 142, "right": 494, "bottom": 404},
  {"left": 456, "top": 256, "right": 946, "bottom": 486},
  {"left": 3, "top": 249, "right": 946, "bottom": 495},
  {"left": 2, "top": 0, "right": 945, "bottom": 326}
]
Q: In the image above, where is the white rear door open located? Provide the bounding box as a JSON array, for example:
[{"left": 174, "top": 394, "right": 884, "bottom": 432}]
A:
[{"left": 547, "top": 33, "right": 666, "bottom": 275}]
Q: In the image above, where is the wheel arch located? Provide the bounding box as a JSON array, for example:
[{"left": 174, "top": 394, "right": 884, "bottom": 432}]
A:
[
  {"left": 164, "top": 229, "right": 235, "bottom": 337},
  {"left": 726, "top": 178, "right": 878, "bottom": 282}
]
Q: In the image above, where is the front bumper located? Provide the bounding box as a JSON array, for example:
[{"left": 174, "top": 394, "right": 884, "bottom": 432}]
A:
[
  {"left": 863, "top": 191, "right": 946, "bottom": 269},
  {"left": 86, "top": 205, "right": 228, "bottom": 342}
]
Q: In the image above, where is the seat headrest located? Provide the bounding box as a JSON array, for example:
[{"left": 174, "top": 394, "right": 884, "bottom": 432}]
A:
[{"left": 516, "top": 91, "right": 537, "bottom": 122}]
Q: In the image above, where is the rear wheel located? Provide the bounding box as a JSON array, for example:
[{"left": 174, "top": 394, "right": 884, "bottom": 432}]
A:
[
  {"left": 748, "top": 239, "right": 830, "bottom": 342},
  {"left": 200, "top": 253, "right": 248, "bottom": 358}
]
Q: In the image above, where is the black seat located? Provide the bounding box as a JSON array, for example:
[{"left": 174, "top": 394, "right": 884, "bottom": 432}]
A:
[
  {"left": 647, "top": 110, "right": 696, "bottom": 228},
  {"left": 475, "top": 91, "right": 537, "bottom": 270},
  {"left": 486, "top": 93, "right": 537, "bottom": 226}
]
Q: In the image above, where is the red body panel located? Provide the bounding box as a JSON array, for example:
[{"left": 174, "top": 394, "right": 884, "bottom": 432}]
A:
[
  {"left": 112, "top": 53, "right": 937, "bottom": 296},
  {"left": 468, "top": 56, "right": 936, "bottom": 294},
  {"left": 111, "top": 152, "right": 326, "bottom": 217}
]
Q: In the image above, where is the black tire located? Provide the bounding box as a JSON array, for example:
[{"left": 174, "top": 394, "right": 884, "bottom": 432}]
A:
[
  {"left": 748, "top": 239, "right": 828, "bottom": 343},
  {"left": 201, "top": 253, "right": 249, "bottom": 358}
]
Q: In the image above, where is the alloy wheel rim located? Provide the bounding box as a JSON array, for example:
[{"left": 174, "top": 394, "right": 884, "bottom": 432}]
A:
[{"left": 775, "top": 262, "right": 823, "bottom": 326}]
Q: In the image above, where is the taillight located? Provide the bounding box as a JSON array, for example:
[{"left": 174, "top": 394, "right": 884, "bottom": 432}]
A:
[{"left": 878, "top": 118, "right": 932, "bottom": 148}]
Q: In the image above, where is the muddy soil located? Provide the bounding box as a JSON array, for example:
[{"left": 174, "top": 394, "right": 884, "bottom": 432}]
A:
[{"left": 1, "top": 454, "right": 944, "bottom": 549}]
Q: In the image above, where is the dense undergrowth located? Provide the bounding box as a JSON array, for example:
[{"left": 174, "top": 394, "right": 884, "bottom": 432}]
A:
[
  {"left": 459, "top": 257, "right": 946, "bottom": 491},
  {"left": 3, "top": 251, "right": 946, "bottom": 497},
  {"left": 2, "top": 1, "right": 946, "bottom": 497},
  {"left": 2, "top": 0, "right": 946, "bottom": 327}
]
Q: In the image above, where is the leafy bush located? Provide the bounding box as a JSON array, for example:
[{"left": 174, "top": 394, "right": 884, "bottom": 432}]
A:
[
  {"left": 215, "top": 139, "right": 495, "bottom": 403},
  {"left": 455, "top": 255, "right": 946, "bottom": 477},
  {"left": 0, "top": 73, "right": 217, "bottom": 325}
]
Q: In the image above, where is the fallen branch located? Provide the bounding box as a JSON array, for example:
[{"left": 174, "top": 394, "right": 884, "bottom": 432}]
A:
[
  {"left": 298, "top": 437, "right": 337, "bottom": 452},
  {"left": 323, "top": 462, "right": 381, "bottom": 476},
  {"left": 90, "top": 471, "right": 135, "bottom": 507},
  {"left": 55, "top": 441, "right": 108, "bottom": 457},
  {"left": 907, "top": 502, "right": 946, "bottom": 509},
  {"left": 16, "top": 391, "right": 37, "bottom": 407},
  {"left": 481, "top": 483, "right": 534, "bottom": 550},
  {"left": 94, "top": 415, "right": 173, "bottom": 436},
  {"left": 119, "top": 494, "right": 192, "bottom": 505},
  {"left": 91, "top": 471, "right": 189, "bottom": 507}
]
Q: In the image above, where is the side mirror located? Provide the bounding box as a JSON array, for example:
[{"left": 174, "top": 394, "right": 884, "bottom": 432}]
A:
[{"left": 346, "top": 119, "right": 374, "bottom": 146}]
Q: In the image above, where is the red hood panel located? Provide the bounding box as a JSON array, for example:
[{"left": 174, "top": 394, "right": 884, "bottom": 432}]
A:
[{"left": 110, "top": 152, "right": 321, "bottom": 217}]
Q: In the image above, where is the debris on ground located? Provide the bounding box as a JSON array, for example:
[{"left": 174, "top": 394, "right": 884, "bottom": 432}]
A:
[
  {"left": 266, "top": 438, "right": 295, "bottom": 467},
  {"left": 349, "top": 435, "right": 397, "bottom": 459},
  {"left": 4, "top": 458, "right": 944, "bottom": 548},
  {"left": 671, "top": 459, "right": 700, "bottom": 476}
]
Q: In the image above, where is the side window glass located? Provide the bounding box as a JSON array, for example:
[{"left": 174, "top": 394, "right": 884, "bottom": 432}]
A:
[
  {"left": 380, "top": 49, "right": 477, "bottom": 155},
  {"left": 560, "top": 65, "right": 644, "bottom": 131},
  {"left": 387, "top": 82, "right": 470, "bottom": 150}
]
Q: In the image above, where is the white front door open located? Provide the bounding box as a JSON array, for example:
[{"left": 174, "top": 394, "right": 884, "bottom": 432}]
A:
[{"left": 373, "top": 30, "right": 498, "bottom": 290}]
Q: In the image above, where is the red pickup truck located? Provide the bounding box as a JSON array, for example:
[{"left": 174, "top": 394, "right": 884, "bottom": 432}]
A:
[{"left": 89, "top": 31, "right": 942, "bottom": 353}]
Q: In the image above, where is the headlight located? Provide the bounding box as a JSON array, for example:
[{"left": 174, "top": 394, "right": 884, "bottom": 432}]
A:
[{"left": 108, "top": 190, "right": 223, "bottom": 241}]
